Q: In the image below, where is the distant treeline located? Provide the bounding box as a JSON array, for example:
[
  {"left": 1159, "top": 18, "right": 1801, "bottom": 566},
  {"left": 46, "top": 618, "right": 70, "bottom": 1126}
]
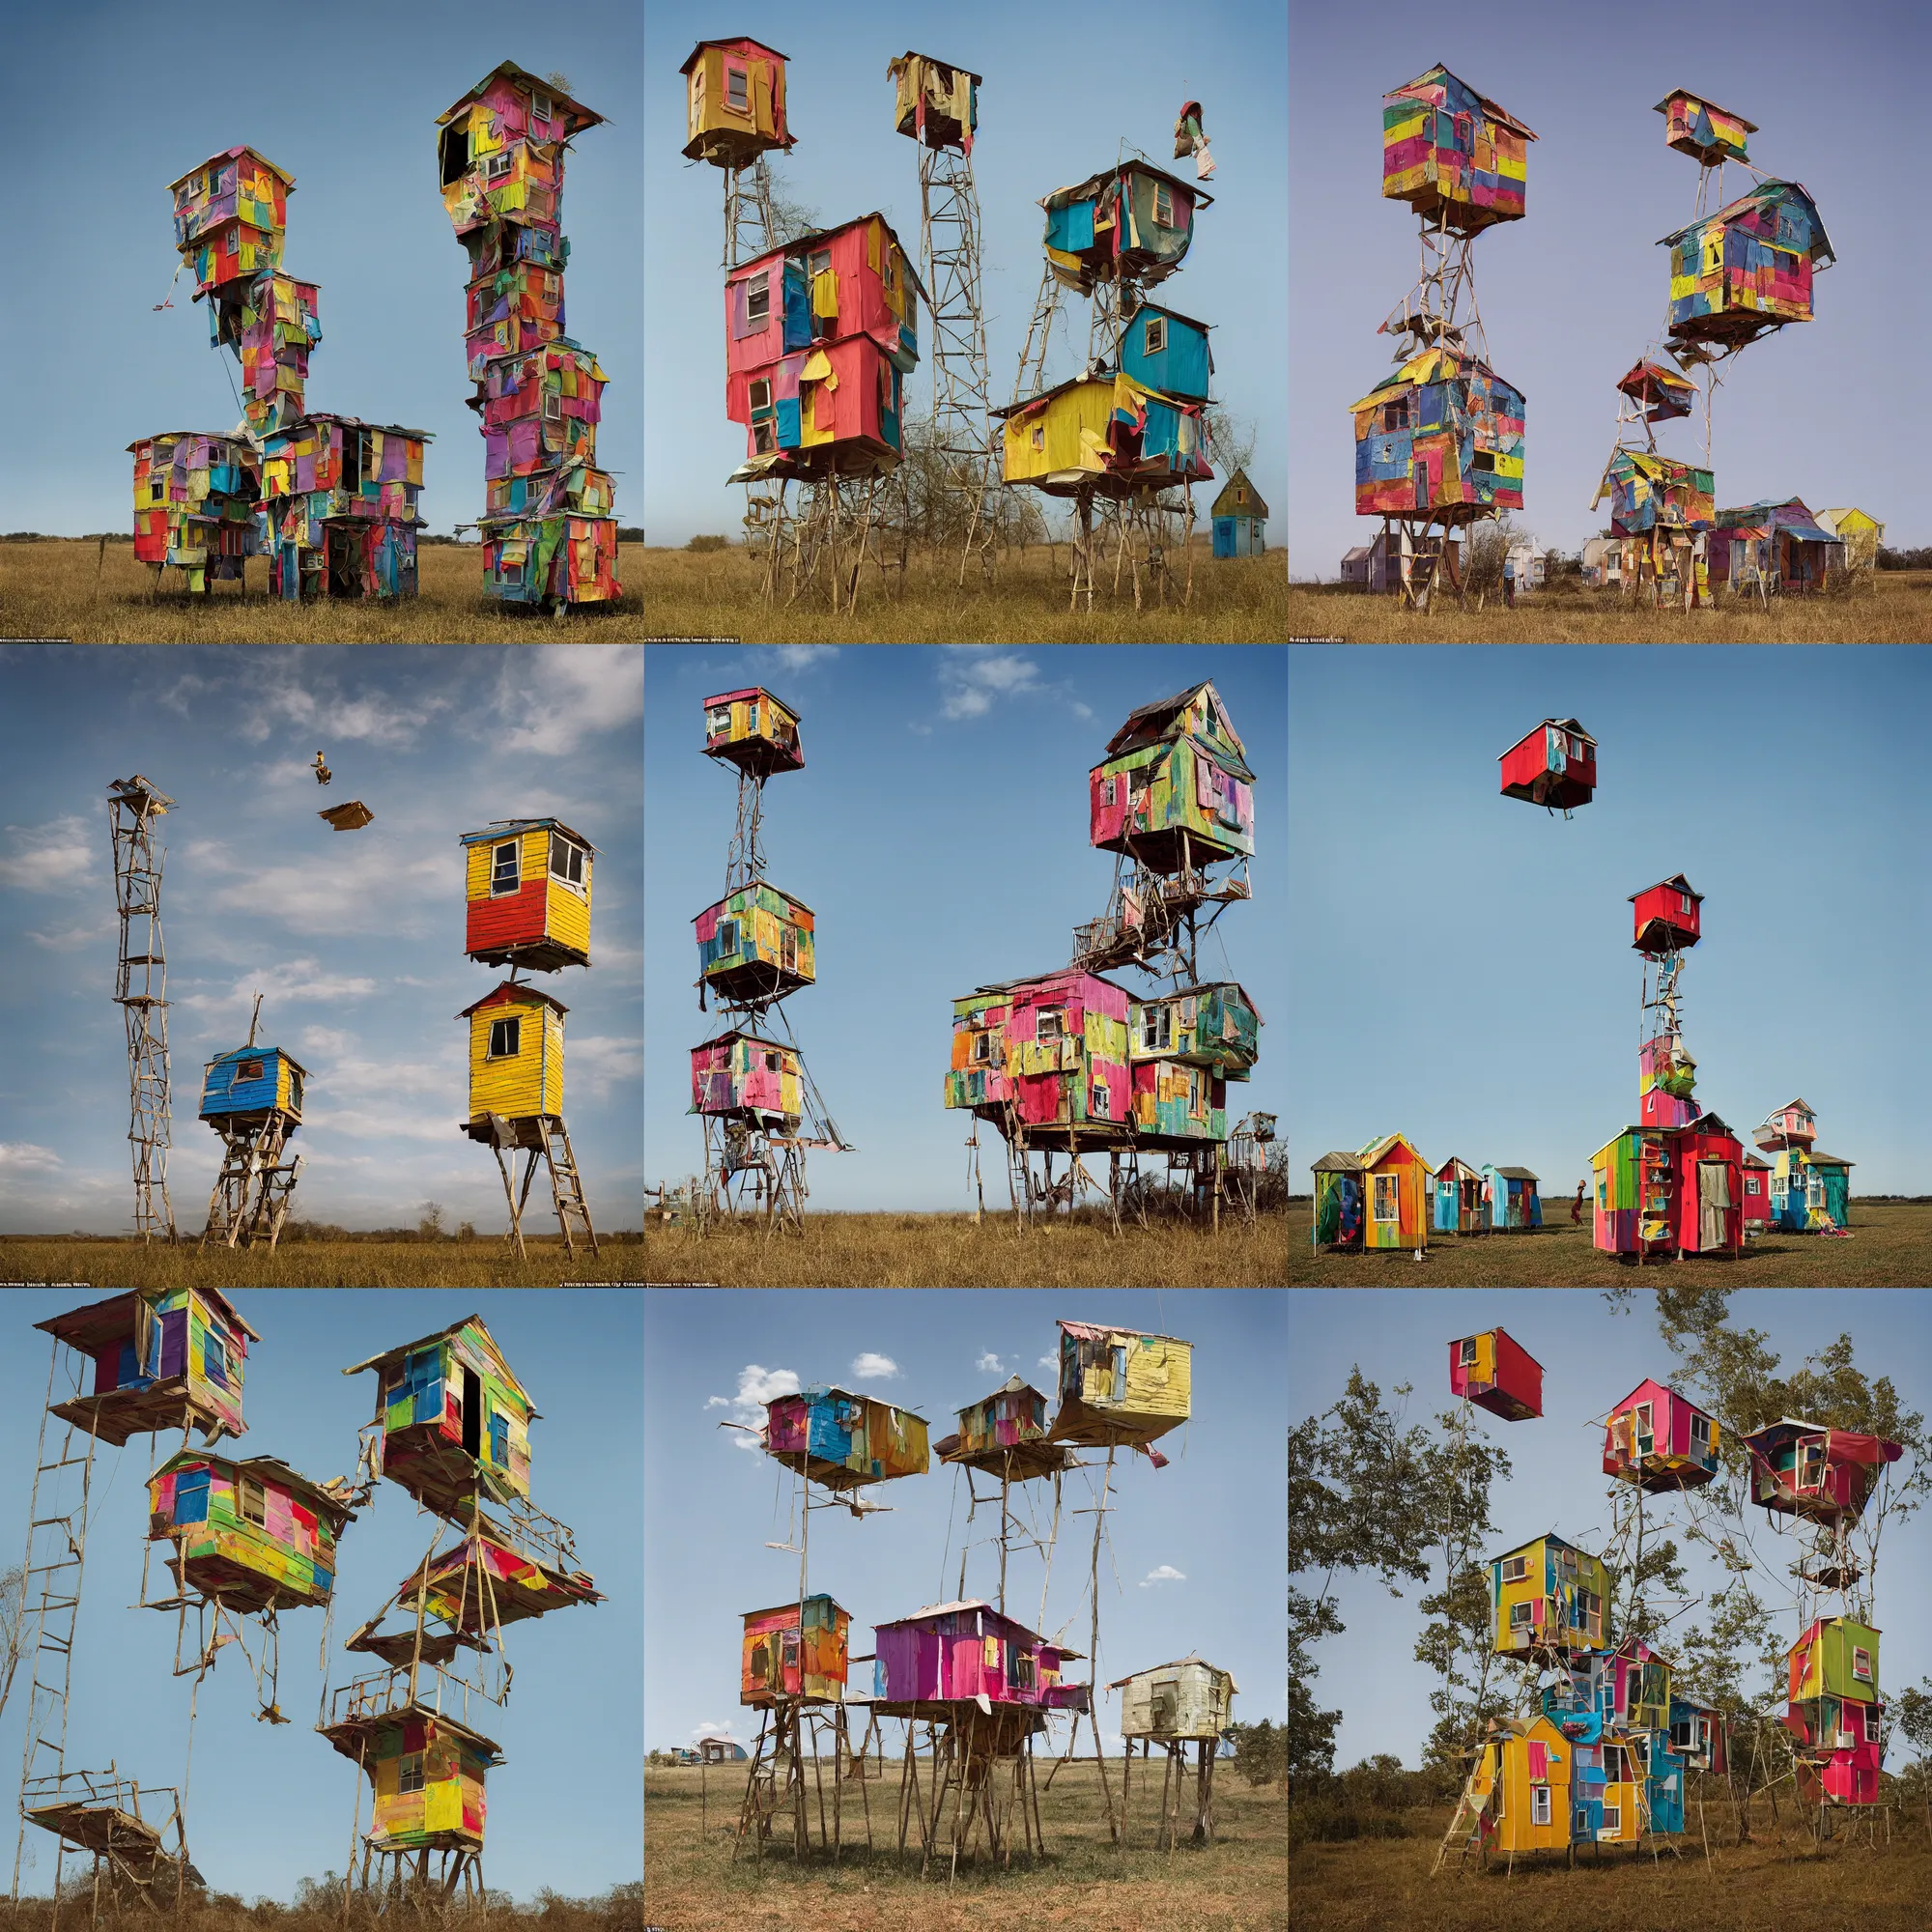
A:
[{"left": 3, "top": 528, "right": 645, "bottom": 546}]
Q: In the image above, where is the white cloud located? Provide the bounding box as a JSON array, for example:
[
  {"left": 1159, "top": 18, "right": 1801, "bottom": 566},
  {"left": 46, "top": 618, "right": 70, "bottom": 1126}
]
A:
[
  {"left": 1071, "top": 700, "right": 1095, "bottom": 722},
  {"left": 712, "top": 1363, "right": 801, "bottom": 1449},
  {"left": 298, "top": 1026, "right": 359, "bottom": 1060},
  {"left": 185, "top": 838, "right": 454, "bottom": 938},
  {"left": 850, "top": 1352, "right": 900, "bottom": 1381},
  {"left": 561, "top": 1032, "right": 643, "bottom": 1100},
  {"left": 692, "top": 1720, "right": 740, "bottom": 1743},
  {"left": 1037, "top": 1351, "right": 1058, "bottom": 1371},
  {"left": 0, "top": 816, "right": 100, "bottom": 895},
  {"left": 975, "top": 1351, "right": 1005, "bottom": 1375},
  {"left": 1138, "top": 1565, "right": 1186, "bottom": 1589},
  {"left": 179, "top": 959, "right": 380, "bottom": 1013},
  {"left": 0, "top": 1144, "right": 63, "bottom": 1172},
  {"left": 492, "top": 645, "right": 642, "bottom": 756},
  {"left": 939, "top": 651, "right": 1044, "bottom": 720},
  {"left": 758, "top": 645, "right": 839, "bottom": 673},
  {"left": 26, "top": 915, "right": 114, "bottom": 952},
  {"left": 235, "top": 676, "right": 449, "bottom": 749}
]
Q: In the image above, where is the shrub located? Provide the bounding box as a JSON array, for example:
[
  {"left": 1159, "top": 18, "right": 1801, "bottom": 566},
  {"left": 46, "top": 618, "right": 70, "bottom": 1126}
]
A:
[
  {"left": 685, "top": 534, "right": 729, "bottom": 553},
  {"left": 1287, "top": 1800, "right": 1411, "bottom": 1847}
]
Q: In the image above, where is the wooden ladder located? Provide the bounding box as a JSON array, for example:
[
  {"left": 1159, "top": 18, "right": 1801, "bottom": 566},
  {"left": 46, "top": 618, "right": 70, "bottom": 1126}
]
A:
[
  {"left": 544, "top": 1118, "right": 599, "bottom": 1258},
  {"left": 1431, "top": 1759, "right": 1488, "bottom": 1874}
]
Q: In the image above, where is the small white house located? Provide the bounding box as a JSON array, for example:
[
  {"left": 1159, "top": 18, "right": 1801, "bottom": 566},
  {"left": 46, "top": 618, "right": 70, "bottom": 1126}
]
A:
[
  {"left": 1503, "top": 539, "right": 1546, "bottom": 590},
  {"left": 1108, "top": 1654, "right": 1238, "bottom": 1740},
  {"left": 1581, "top": 537, "right": 1622, "bottom": 588}
]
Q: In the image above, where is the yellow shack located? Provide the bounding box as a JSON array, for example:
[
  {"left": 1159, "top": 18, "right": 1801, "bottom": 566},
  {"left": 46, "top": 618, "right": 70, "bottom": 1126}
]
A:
[{"left": 459, "top": 983, "right": 566, "bottom": 1124}]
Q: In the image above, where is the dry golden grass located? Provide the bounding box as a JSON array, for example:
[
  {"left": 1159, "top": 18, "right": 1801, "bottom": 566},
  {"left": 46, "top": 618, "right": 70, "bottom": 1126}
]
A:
[
  {"left": 1292, "top": 1804, "right": 1932, "bottom": 1932},
  {"left": 0, "top": 540, "right": 647, "bottom": 641},
  {"left": 1287, "top": 573, "right": 1932, "bottom": 643},
  {"left": 646, "top": 1760, "right": 1288, "bottom": 1931},
  {"left": 644, "top": 1209, "right": 1287, "bottom": 1287},
  {"left": 0, "top": 1234, "right": 644, "bottom": 1288},
  {"left": 4, "top": 1888, "right": 641, "bottom": 1928},
  {"left": 640, "top": 542, "right": 1288, "bottom": 642},
  {"left": 1287, "top": 1202, "right": 1932, "bottom": 1287}
]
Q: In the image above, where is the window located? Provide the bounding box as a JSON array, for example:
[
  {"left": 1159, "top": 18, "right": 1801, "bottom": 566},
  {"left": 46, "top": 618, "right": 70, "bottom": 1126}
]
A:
[
  {"left": 1531, "top": 1785, "right": 1551, "bottom": 1827},
  {"left": 289, "top": 1069, "right": 303, "bottom": 1112},
  {"left": 1602, "top": 1804, "right": 1621, "bottom": 1833},
  {"left": 1145, "top": 315, "right": 1167, "bottom": 355},
  {"left": 491, "top": 840, "right": 521, "bottom": 895},
  {"left": 1690, "top": 1411, "right": 1713, "bottom": 1444},
  {"left": 1472, "top": 450, "right": 1496, "bottom": 471},
  {"left": 747, "top": 277, "right": 771, "bottom": 325},
  {"left": 781, "top": 925, "right": 798, "bottom": 973},
  {"left": 879, "top": 358, "right": 894, "bottom": 415},
  {"left": 1093, "top": 1080, "right": 1109, "bottom": 1117},
  {"left": 764, "top": 1051, "right": 781, "bottom": 1073},
  {"left": 716, "top": 918, "right": 739, "bottom": 956},
  {"left": 545, "top": 393, "right": 562, "bottom": 421},
  {"left": 235, "top": 1060, "right": 265, "bottom": 1084},
  {"left": 1576, "top": 1809, "right": 1591, "bottom": 1835},
  {"left": 531, "top": 91, "right": 553, "bottom": 125},
  {"left": 399, "top": 1752, "right": 426, "bottom": 1795},
  {"left": 1036, "top": 1007, "right": 1065, "bottom": 1041},
  {"left": 1031, "top": 425, "right": 1045, "bottom": 450},
  {"left": 706, "top": 705, "right": 731, "bottom": 737},
  {"left": 203, "top": 1333, "right": 227, "bottom": 1384},
  {"left": 549, "top": 833, "right": 585, "bottom": 887},
  {"left": 972, "top": 1031, "right": 993, "bottom": 1065},
  {"left": 1380, "top": 399, "right": 1409, "bottom": 432},
  {"left": 486, "top": 151, "right": 514, "bottom": 182},
  {"left": 749, "top": 377, "right": 773, "bottom": 413},
  {"left": 1500, "top": 1554, "right": 1527, "bottom": 1583},
  {"left": 808, "top": 247, "right": 832, "bottom": 279},
  {"left": 1679, "top": 892, "right": 1692, "bottom": 915},
  {"left": 1142, "top": 1005, "right": 1173, "bottom": 1052},
  {"left": 1373, "top": 1173, "right": 1400, "bottom": 1222},
  {"left": 1188, "top": 1067, "right": 1206, "bottom": 1118},
  {"left": 753, "top": 420, "right": 777, "bottom": 454},
  {"left": 149, "top": 481, "right": 164, "bottom": 502},
  {"left": 725, "top": 63, "right": 750, "bottom": 114},
  {"left": 1509, "top": 1601, "right": 1533, "bottom": 1628},
  {"left": 240, "top": 1477, "right": 266, "bottom": 1525},
  {"left": 1153, "top": 181, "right": 1174, "bottom": 226},
  {"left": 501, "top": 558, "right": 524, "bottom": 585},
  {"left": 1853, "top": 1647, "right": 1872, "bottom": 1683},
  {"left": 1460, "top": 1339, "right": 1478, "bottom": 1367},
  {"left": 1634, "top": 1402, "right": 1654, "bottom": 1456},
  {"left": 487, "top": 1016, "right": 522, "bottom": 1059},
  {"left": 1746, "top": 1175, "right": 1760, "bottom": 1196}
]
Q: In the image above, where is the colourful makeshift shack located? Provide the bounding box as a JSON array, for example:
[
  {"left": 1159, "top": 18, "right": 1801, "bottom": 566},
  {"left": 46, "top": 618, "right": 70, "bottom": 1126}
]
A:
[
  {"left": 1593, "top": 449, "right": 1713, "bottom": 535},
  {"left": 1311, "top": 1151, "right": 1367, "bottom": 1249},
  {"left": 690, "top": 1028, "right": 801, "bottom": 1128},
  {"left": 1128, "top": 982, "right": 1260, "bottom": 1081},
  {"left": 1705, "top": 499, "right": 1843, "bottom": 594},
  {"left": 1632, "top": 875, "right": 1702, "bottom": 954},
  {"left": 1591, "top": 1115, "right": 1744, "bottom": 1260},
  {"left": 1209, "top": 469, "right": 1267, "bottom": 557},
  {"left": 319, "top": 1704, "right": 499, "bottom": 1853},
  {"left": 763, "top": 1386, "right": 929, "bottom": 1492},
  {"left": 995, "top": 374, "right": 1212, "bottom": 499},
  {"left": 437, "top": 64, "right": 604, "bottom": 242},
  {"left": 1481, "top": 1165, "right": 1542, "bottom": 1231},
  {"left": 1089, "top": 681, "right": 1253, "bottom": 873},
  {"left": 1742, "top": 1421, "right": 1901, "bottom": 1524},
  {"left": 934, "top": 1377, "right": 1070, "bottom": 1479},
  {"left": 36, "top": 1289, "right": 256, "bottom": 1446},
  {"left": 945, "top": 969, "right": 1134, "bottom": 1146},
  {"left": 887, "top": 52, "right": 979, "bottom": 154},
  {"left": 1769, "top": 1147, "right": 1854, "bottom": 1231},
  {"left": 1109, "top": 1656, "right": 1237, "bottom": 1740},
  {"left": 1668, "top": 1693, "right": 1728, "bottom": 1776},
  {"left": 459, "top": 983, "right": 567, "bottom": 1126},
  {"left": 1615, "top": 357, "right": 1696, "bottom": 425},
  {"left": 1491, "top": 1534, "right": 1610, "bottom": 1656},
  {"left": 1047, "top": 1321, "right": 1190, "bottom": 1451},
  {"left": 1785, "top": 1616, "right": 1882, "bottom": 1804},
  {"left": 169, "top": 146, "right": 291, "bottom": 294},
  {"left": 873, "top": 1601, "right": 1086, "bottom": 1710},
  {"left": 1654, "top": 90, "right": 1755, "bottom": 165},
  {"left": 1039, "top": 162, "right": 1209, "bottom": 293},
  {"left": 703, "top": 686, "right": 805, "bottom": 774},
  {"left": 1350, "top": 1133, "right": 1435, "bottom": 1250},
  {"left": 694, "top": 881, "right": 814, "bottom": 1009},
  {"left": 1498, "top": 717, "right": 1597, "bottom": 811},
  {"left": 1814, "top": 506, "right": 1884, "bottom": 570},
  {"left": 1351, "top": 347, "right": 1524, "bottom": 522},
  {"left": 1742, "top": 1151, "right": 1773, "bottom": 1227},
  {"left": 1450, "top": 1328, "right": 1544, "bottom": 1421},
  {"left": 128, "top": 433, "right": 263, "bottom": 591},
  {"left": 680, "top": 39, "right": 793, "bottom": 166},
  {"left": 1463, "top": 1714, "right": 1576, "bottom": 1855},
  {"left": 342, "top": 1315, "right": 534, "bottom": 1516},
  {"left": 405, "top": 1527, "right": 601, "bottom": 1634},
  {"left": 199, "top": 1043, "right": 307, "bottom": 1129},
  {"left": 1120, "top": 303, "right": 1212, "bottom": 402},
  {"left": 1660, "top": 182, "right": 1833, "bottom": 356},
  {"left": 742, "top": 1595, "right": 849, "bottom": 1702},
  {"left": 1433, "top": 1156, "right": 1485, "bottom": 1235},
  {"left": 459, "top": 818, "right": 595, "bottom": 974},
  {"left": 1381, "top": 66, "right": 1536, "bottom": 234},
  {"left": 258, "top": 415, "right": 431, "bottom": 602},
  {"left": 1603, "top": 1380, "right": 1719, "bottom": 1492},
  {"left": 147, "top": 1451, "right": 355, "bottom": 1615}
]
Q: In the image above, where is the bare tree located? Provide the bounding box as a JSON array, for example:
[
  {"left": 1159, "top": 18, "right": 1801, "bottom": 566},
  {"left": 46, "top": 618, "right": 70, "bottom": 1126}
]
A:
[{"left": 0, "top": 1563, "right": 24, "bottom": 1729}]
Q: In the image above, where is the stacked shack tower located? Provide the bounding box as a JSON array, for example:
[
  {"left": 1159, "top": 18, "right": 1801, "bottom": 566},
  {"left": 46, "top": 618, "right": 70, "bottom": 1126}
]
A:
[
  {"left": 436, "top": 64, "right": 621, "bottom": 610},
  {"left": 11, "top": 1289, "right": 262, "bottom": 1904},
  {"left": 456, "top": 816, "right": 601, "bottom": 1260},
  {"left": 133, "top": 147, "right": 432, "bottom": 602},
  {"left": 1754, "top": 1098, "right": 1855, "bottom": 1233},
  {"left": 1352, "top": 66, "right": 1534, "bottom": 611},
  {"left": 107, "top": 775, "right": 179, "bottom": 1241},
  {"left": 1590, "top": 875, "right": 1745, "bottom": 1263},
  {"left": 997, "top": 156, "right": 1216, "bottom": 609},
  {"left": 690, "top": 688, "right": 849, "bottom": 1234},
  {"left": 321, "top": 1317, "right": 600, "bottom": 1905},
  {"left": 946, "top": 681, "right": 1264, "bottom": 1230}
]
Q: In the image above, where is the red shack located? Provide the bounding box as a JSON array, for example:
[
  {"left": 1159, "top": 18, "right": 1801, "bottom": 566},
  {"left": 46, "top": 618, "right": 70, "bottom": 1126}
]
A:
[
  {"left": 1742, "top": 1151, "right": 1773, "bottom": 1228},
  {"left": 1631, "top": 874, "right": 1702, "bottom": 953},
  {"left": 1498, "top": 718, "right": 1597, "bottom": 810},
  {"left": 1449, "top": 1327, "right": 1543, "bottom": 1421}
]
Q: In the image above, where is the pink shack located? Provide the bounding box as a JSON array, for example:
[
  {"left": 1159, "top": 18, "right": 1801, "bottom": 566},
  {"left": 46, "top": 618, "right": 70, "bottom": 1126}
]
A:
[
  {"left": 690, "top": 1029, "right": 800, "bottom": 1128},
  {"left": 944, "top": 968, "right": 1132, "bottom": 1149},
  {"left": 871, "top": 1600, "right": 1088, "bottom": 1712},
  {"left": 1602, "top": 1379, "right": 1720, "bottom": 1492}
]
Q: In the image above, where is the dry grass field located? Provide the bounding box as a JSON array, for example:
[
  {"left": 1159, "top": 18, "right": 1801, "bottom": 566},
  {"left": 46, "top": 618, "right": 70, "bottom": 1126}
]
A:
[
  {"left": 645, "top": 1760, "right": 1288, "bottom": 1931},
  {"left": 3, "top": 1891, "right": 642, "bottom": 1932},
  {"left": 1286, "top": 573, "right": 1932, "bottom": 643},
  {"left": 643, "top": 1209, "right": 1288, "bottom": 1287},
  {"left": 1287, "top": 1201, "right": 1931, "bottom": 1287},
  {"left": 1292, "top": 1804, "right": 1932, "bottom": 1932},
  {"left": 641, "top": 542, "right": 1288, "bottom": 642},
  {"left": 0, "top": 539, "right": 647, "bottom": 641},
  {"left": 0, "top": 1234, "right": 645, "bottom": 1288}
]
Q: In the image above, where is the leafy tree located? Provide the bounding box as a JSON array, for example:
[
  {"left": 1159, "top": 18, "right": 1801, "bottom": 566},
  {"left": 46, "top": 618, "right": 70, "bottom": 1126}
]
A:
[{"left": 1226, "top": 1719, "right": 1287, "bottom": 1788}]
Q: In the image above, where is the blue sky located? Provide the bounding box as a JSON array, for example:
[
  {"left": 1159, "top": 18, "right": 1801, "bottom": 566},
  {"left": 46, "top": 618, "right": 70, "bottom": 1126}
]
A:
[
  {"left": 644, "top": 644, "right": 1286, "bottom": 1211},
  {"left": 645, "top": 1288, "right": 1286, "bottom": 1756},
  {"left": 0, "top": 1288, "right": 641, "bottom": 1901},
  {"left": 0, "top": 0, "right": 639, "bottom": 538},
  {"left": 1288, "top": 0, "right": 1926, "bottom": 577},
  {"left": 1288, "top": 645, "right": 1930, "bottom": 1194},
  {"left": 0, "top": 645, "right": 641, "bottom": 1234},
  {"left": 1290, "top": 1289, "right": 1932, "bottom": 1771},
  {"left": 643, "top": 0, "right": 1286, "bottom": 546}
]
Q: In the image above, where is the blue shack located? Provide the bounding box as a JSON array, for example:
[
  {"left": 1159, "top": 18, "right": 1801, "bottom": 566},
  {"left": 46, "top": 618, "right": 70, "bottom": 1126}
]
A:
[
  {"left": 1120, "top": 303, "right": 1211, "bottom": 403},
  {"left": 199, "top": 1044, "right": 307, "bottom": 1126},
  {"left": 1480, "top": 1164, "right": 1541, "bottom": 1231},
  {"left": 1210, "top": 469, "right": 1268, "bottom": 558}
]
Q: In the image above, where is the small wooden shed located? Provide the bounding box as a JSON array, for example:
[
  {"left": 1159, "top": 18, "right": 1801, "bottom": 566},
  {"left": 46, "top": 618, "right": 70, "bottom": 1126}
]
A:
[
  {"left": 1382, "top": 65, "right": 1536, "bottom": 234},
  {"left": 319, "top": 1703, "right": 500, "bottom": 1853},
  {"left": 459, "top": 982, "right": 567, "bottom": 1126},
  {"left": 460, "top": 817, "right": 595, "bottom": 973},
  {"left": 680, "top": 39, "right": 793, "bottom": 167},
  {"left": 691, "top": 1028, "right": 801, "bottom": 1127},
  {"left": 1491, "top": 1534, "right": 1610, "bottom": 1656},
  {"left": 1047, "top": 1321, "right": 1190, "bottom": 1450},
  {"left": 1450, "top": 1328, "right": 1544, "bottom": 1421},
  {"left": 1498, "top": 718, "right": 1596, "bottom": 811},
  {"left": 1209, "top": 469, "right": 1267, "bottom": 558},
  {"left": 703, "top": 686, "right": 803, "bottom": 775},
  {"left": 935, "top": 1376, "right": 1071, "bottom": 1480},
  {"left": 694, "top": 879, "right": 814, "bottom": 1009},
  {"left": 1433, "top": 1155, "right": 1485, "bottom": 1235},
  {"left": 1631, "top": 874, "right": 1702, "bottom": 954},
  {"left": 764, "top": 1386, "right": 929, "bottom": 1491},
  {"left": 1110, "top": 1655, "right": 1237, "bottom": 1740},
  {"left": 1480, "top": 1165, "right": 1542, "bottom": 1232},
  {"left": 872, "top": 1600, "right": 1085, "bottom": 1709},
  {"left": 1357, "top": 1133, "right": 1435, "bottom": 1249},
  {"left": 1602, "top": 1380, "right": 1719, "bottom": 1492},
  {"left": 199, "top": 1043, "right": 308, "bottom": 1128},
  {"left": 742, "top": 1594, "right": 850, "bottom": 1703}
]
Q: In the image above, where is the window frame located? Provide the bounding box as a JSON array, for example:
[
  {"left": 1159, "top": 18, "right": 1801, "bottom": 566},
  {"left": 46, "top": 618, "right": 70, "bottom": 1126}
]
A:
[
  {"left": 1508, "top": 1599, "right": 1534, "bottom": 1629},
  {"left": 490, "top": 839, "right": 522, "bottom": 895},
  {"left": 398, "top": 1751, "right": 427, "bottom": 1795},
  {"left": 748, "top": 377, "right": 774, "bottom": 413},
  {"left": 239, "top": 1476, "right": 267, "bottom": 1526},
  {"left": 1499, "top": 1554, "right": 1527, "bottom": 1584},
  {"left": 1092, "top": 1079, "right": 1109, "bottom": 1118},
  {"left": 808, "top": 246, "right": 832, "bottom": 279},
  {"left": 1152, "top": 181, "right": 1174, "bottom": 226},
  {"left": 485, "top": 150, "right": 515, "bottom": 183},
  {"left": 1142, "top": 1005, "right": 1173, "bottom": 1052},
  {"left": 1461, "top": 1338, "right": 1479, "bottom": 1367},
  {"left": 724, "top": 62, "right": 751, "bottom": 116},
  {"left": 971, "top": 1029, "right": 993, "bottom": 1065},
  {"left": 1602, "top": 1804, "right": 1621, "bottom": 1834},
  {"left": 548, "top": 832, "right": 586, "bottom": 889},
  {"left": 746, "top": 276, "right": 772, "bottom": 326},
  {"left": 715, "top": 917, "right": 740, "bottom": 956},
  {"left": 1373, "top": 1173, "right": 1401, "bottom": 1223},
  {"left": 1144, "top": 314, "right": 1167, "bottom": 356},
  {"left": 1531, "top": 1784, "right": 1551, "bottom": 1827},
  {"left": 486, "top": 1015, "right": 523, "bottom": 1060},
  {"left": 1035, "top": 1006, "right": 1065, "bottom": 1043},
  {"left": 234, "top": 1059, "right": 266, "bottom": 1086},
  {"left": 1852, "top": 1646, "right": 1872, "bottom": 1683}
]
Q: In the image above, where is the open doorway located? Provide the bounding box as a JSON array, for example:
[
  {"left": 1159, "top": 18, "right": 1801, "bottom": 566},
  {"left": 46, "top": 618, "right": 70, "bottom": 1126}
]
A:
[{"left": 462, "top": 1364, "right": 481, "bottom": 1460}]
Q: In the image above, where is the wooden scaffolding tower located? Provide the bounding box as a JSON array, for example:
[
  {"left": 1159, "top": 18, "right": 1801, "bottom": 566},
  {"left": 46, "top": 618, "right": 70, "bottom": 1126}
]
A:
[{"left": 106, "top": 774, "right": 178, "bottom": 1241}]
